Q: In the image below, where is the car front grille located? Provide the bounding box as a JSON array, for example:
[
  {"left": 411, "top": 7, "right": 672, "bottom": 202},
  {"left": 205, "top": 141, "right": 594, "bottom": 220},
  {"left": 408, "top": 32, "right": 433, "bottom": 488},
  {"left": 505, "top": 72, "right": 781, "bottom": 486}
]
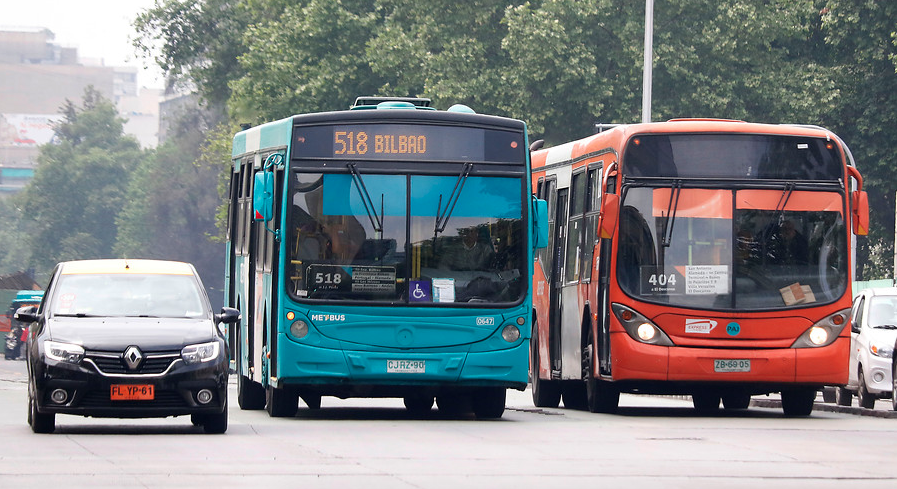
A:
[{"left": 85, "top": 350, "right": 181, "bottom": 375}]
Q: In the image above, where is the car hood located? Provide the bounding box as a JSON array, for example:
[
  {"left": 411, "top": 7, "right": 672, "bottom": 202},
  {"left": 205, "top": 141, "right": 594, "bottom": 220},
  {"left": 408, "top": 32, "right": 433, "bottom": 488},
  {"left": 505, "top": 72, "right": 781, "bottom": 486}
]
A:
[
  {"left": 47, "top": 317, "right": 217, "bottom": 351},
  {"left": 864, "top": 326, "right": 897, "bottom": 345}
]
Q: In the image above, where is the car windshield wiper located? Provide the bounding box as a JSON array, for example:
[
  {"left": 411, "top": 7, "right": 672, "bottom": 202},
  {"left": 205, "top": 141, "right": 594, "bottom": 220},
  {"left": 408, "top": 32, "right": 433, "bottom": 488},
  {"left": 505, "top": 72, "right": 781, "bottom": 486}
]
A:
[
  {"left": 660, "top": 180, "right": 682, "bottom": 248},
  {"left": 872, "top": 324, "right": 897, "bottom": 330},
  {"left": 434, "top": 162, "right": 473, "bottom": 237},
  {"left": 347, "top": 163, "right": 383, "bottom": 234},
  {"left": 54, "top": 313, "right": 101, "bottom": 318}
]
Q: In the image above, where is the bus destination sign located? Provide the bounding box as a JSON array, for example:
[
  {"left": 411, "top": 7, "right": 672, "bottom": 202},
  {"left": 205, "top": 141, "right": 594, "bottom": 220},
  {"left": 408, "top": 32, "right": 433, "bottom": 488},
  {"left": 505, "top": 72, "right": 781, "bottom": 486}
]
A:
[{"left": 292, "top": 123, "right": 524, "bottom": 163}]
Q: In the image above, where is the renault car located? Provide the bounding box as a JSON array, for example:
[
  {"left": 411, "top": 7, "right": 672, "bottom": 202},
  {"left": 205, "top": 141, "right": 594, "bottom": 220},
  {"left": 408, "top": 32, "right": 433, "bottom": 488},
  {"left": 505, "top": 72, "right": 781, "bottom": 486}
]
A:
[{"left": 18, "top": 259, "right": 239, "bottom": 433}]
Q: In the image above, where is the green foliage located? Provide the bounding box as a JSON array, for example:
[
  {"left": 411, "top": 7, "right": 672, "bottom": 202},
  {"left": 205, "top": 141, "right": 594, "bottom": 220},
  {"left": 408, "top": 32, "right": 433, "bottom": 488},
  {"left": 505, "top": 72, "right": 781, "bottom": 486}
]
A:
[{"left": 15, "top": 87, "right": 143, "bottom": 276}]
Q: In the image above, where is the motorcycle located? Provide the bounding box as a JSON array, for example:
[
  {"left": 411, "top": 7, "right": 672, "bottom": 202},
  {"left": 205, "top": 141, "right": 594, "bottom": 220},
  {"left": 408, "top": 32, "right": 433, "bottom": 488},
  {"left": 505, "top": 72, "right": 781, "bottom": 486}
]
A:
[{"left": 4, "top": 323, "right": 26, "bottom": 360}]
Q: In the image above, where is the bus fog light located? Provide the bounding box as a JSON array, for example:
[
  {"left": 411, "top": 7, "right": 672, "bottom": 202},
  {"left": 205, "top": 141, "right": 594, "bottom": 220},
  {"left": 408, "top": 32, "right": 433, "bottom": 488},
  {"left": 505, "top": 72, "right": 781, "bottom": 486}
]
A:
[
  {"left": 808, "top": 326, "right": 828, "bottom": 346},
  {"left": 637, "top": 323, "right": 656, "bottom": 341},
  {"left": 196, "top": 389, "right": 213, "bottom": 404},
  {"left": 501, "top": 325, "right": 521, "bottom": 342},
  {"left": 291, "top": 320, "right": 309, "bottom": 339},
  {"left": 50, "top": 388, "right": 68, "bottom": 404}
]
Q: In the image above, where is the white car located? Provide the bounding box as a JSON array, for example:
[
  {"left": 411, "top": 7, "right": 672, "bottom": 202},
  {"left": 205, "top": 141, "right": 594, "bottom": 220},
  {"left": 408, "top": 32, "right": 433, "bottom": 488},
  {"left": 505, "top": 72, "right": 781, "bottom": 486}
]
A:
[{"left": 835, "top": 288, "right": 897, "bottom": 409}]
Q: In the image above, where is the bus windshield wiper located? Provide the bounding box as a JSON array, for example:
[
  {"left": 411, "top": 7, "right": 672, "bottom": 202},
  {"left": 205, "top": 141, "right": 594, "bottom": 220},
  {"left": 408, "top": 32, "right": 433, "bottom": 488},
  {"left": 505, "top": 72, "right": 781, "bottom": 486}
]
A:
[
  {"left": 347, "top": 163, "right": 383, "bottom": 234},
  {"left": 773, "top": 182, "right": 796, "bottom": 224},
  {"left": 661, "top": 180, "right": 682, "bottom": 248},
  {"left": 434, "top": 162, "right": 473, "bottom": 236}
]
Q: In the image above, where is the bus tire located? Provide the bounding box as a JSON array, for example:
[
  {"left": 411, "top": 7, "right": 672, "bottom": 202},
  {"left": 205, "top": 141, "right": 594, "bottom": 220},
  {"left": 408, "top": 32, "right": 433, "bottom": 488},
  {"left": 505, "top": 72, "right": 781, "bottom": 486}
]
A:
[
  {"left": 403, "top": 395, "right": 434, "bottom": 414},
  {"left": 584, "top": 335, "right": 618, "bottom": 413},
  {"left": 266, "top": 385, "right": 298, "bottom": 418},
  {"left": 531, "top": 322, "right": 561, "bottom": 408},
  {"left": 781, "top": 388, "right": 816, "bottom": 416},
  {"left": 301, "top": 393, "right": 322, "bottom": 410},
  {"left": 237, "top": 374, "right": 266, "bottom": 410},
  {"left": 562, "top": 382, "right": 587, "bottom": 410},
  {"left": 722, "top": 393, "right": 751, "bottom": 410},
  {"left": 472, "top": 387, "right": 506, "bottom": 419},
  {"left": 692, "top": 391, "right": 720, "bottom": 412}
]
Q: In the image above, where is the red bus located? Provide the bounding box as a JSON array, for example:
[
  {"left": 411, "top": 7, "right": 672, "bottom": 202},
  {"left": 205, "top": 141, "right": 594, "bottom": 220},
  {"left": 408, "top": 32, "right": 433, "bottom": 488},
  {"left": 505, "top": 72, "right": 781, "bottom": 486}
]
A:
[{"left": 530, "top": 119, "right": 869, "bottom": 415}]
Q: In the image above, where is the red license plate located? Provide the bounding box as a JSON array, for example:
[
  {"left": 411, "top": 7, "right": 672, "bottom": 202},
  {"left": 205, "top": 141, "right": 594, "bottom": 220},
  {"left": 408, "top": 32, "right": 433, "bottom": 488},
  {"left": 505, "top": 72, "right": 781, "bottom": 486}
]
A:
[{"left": 110, "top": 384, "right": 155, "bottom": 401}]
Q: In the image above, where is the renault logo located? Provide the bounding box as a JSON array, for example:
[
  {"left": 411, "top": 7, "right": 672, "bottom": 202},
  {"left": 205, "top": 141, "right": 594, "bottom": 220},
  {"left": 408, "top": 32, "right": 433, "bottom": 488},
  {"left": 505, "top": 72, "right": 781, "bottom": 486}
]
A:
[{"left": 123, "top": 346, "right": 144, "bottom": 370}]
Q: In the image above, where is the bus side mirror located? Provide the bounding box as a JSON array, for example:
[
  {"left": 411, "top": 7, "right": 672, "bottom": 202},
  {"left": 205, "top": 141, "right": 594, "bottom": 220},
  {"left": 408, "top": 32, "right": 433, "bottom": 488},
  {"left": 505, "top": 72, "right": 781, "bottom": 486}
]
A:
[
  {"left": 599, "top": 194, "right": 619, "bottom": 239},
  {"left": 532, "top": 197, "right": 549, "bottom": 249},
  {"left": 852, "top": 190, "right": 869, "bottom": 236},
  {"left": 253, "top": 171, "right": 273, "bottom": 222}
]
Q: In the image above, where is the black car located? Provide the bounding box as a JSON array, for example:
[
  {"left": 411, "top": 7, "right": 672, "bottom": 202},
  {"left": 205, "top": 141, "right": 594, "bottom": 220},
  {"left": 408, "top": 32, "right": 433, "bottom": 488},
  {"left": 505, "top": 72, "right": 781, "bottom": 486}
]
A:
[{"left": 17, "top": 259, "right": 239, "bottom": 434}]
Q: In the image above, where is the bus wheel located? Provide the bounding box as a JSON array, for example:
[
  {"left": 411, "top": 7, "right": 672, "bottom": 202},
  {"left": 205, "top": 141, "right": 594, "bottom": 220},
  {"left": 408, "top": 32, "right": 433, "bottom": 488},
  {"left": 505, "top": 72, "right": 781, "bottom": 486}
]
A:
[
  {"left": 301, "top": 393, "right": 322, "bottom": 410},
  {"left": 531, "top": 322, "right": 561, "bottom": 408},
  {"left": 562, "top": 383, "right": 587, "bottom": 410},
  {"left": 403, "top": 395, "right": 434, "bottom": 414},
  {"left": 692, "top": 391, "right": 721, "bottom": 412},
  {"left": 436, "top": 393, "right": 470, "bottom": 415},
  {"left": 781, "top": 388, "right": 816, "bottom": 416},
  {"left": 472, "top": 387, "right": 506, "bottom": 419},
  {"left": 834, "top": 386, "right": 852, "bottom": 406},
  {"left": 583, "top": 337, "right": 618, "bottom": 413},
  {"left": 821, "top": 387, "right": 836, "bottom": 403},
  {"left": 266, "top": 385, "right": 298, "bottom": 417},
  {"left": 237, "top": 375, "right": 266, "bottom": 410},
  {"left": 722, "top": 393, "right": 751, "bottom": 410}
]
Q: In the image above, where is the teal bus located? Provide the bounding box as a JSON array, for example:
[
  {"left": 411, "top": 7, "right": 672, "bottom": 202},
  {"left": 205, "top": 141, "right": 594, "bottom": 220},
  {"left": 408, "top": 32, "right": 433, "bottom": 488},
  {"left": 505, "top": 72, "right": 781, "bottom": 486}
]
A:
[{"left": 226, "top": 97, "right": 547, "bottom": 418}]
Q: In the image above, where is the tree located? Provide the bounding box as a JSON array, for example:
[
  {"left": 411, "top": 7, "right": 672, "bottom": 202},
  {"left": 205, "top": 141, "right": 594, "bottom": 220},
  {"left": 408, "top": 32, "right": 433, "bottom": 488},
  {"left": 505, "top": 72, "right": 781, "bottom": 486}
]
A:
[{"left": 16, "top": 87, "right": 144, "bottom": 276}]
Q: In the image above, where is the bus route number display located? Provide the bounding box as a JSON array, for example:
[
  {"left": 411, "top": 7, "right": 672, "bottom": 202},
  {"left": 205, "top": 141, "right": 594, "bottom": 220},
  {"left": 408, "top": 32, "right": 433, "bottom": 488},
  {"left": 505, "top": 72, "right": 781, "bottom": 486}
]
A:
[
  {"left": 334, "top": 130, "right": 426, "bottom": 156},
  {"left": 307, "top": 264, "right": 396, "bottom": 296}
]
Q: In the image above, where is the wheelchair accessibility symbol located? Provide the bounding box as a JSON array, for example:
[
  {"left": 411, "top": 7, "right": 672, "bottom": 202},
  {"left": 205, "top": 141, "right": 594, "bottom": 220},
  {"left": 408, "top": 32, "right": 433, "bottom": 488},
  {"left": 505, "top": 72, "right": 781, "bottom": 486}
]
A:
[{"left": 409, "top": 280, "right": 431, "bottom": 302}]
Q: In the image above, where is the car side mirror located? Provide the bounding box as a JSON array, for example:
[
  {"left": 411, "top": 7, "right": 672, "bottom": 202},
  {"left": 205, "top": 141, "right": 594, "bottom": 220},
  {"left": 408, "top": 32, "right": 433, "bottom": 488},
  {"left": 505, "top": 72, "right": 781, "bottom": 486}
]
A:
[
  {"left": 14, "top": 305, "right": 38, "bottom": 324},
  {"left": 850, "top": 320, "right": 860, "bottom": 334},
  {"left": 215, "top": 307, "right": 241, "bottom": 325}
]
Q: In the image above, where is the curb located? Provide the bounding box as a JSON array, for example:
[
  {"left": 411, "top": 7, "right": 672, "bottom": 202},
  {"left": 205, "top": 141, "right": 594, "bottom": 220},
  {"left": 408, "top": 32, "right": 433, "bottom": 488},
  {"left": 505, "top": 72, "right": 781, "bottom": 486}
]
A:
[{"left": 751, "top": 398, "right": 897, "bottom": 418}]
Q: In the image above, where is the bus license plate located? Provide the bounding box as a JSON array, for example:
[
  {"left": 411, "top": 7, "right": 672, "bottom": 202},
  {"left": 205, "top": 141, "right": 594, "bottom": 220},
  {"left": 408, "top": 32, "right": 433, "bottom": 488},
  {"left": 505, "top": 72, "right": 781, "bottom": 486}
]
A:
[
  {"left": 714, "top": 359, "right": 750, "bottom": 373},
  {"left": 387, "top": 360, "right": 426, "bottom": 373},
  {"left": 111, "top": 384, "right": 155, "bottom": 401}
]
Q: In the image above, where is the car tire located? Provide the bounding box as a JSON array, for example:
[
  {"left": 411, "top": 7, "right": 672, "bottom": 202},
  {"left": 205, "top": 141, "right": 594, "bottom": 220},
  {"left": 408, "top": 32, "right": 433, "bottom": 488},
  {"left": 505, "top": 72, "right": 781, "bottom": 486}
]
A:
[
  {"left": 202, "top": 405, "right": 228, "bottom": 434},
  {"left": 858, "top": 369, "right": 876, "bottom": 409},
  {"left": 29, "top": 393, "right": 55, "bottom": 434},
  {"left": 835, "top": 386, "right": 852, "bottom": 406},
  {"left": 892, "top": 362, "right": 897, "bottom": 411}
]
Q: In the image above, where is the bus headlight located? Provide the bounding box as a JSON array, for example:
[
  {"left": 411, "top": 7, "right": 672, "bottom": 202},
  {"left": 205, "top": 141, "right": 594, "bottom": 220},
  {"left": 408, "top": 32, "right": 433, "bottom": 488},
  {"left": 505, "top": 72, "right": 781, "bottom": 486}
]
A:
[
  {"left": 291, "top": 320, "right": 309, "bottom": 339},
  {"left": 501, "top": 324, "right": 521, "bottom": 343},
  {"left": 611, "top": 304, "right": 673, "bottom": 346},
  {"left": 791, "top": 308, "right": 851, "bottom": 348}
]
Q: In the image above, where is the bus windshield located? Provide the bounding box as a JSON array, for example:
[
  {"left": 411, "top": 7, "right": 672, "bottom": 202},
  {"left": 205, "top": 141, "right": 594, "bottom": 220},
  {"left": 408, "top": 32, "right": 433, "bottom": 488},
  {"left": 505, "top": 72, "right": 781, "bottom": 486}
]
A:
[
  {"left": 288, "top": 170, "right": 525, "bottom": 304},
  {"left": 617, "top": 187, "right": 847, "bottom": 310}
]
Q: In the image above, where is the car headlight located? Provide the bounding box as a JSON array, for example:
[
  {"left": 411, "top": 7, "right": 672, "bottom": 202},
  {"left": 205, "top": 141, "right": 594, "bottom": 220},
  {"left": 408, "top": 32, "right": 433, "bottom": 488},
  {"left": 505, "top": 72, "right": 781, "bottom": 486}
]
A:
[
  {"left": 181, "top": 341, "right": 220, "bottom": 364},
  {"left": 870, "top": 343, "right": 894, "bottom": 359},
  {"left": 44, "top": 340, "right": 84, "bottom": 364}
]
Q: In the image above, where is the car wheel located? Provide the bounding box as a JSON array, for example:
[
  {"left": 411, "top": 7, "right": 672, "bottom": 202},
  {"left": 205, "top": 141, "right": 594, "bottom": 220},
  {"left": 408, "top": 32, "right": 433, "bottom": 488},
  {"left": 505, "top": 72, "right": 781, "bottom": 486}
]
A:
[
  {"left": 858, "top": 369, "right": 876, "bottom": 409},
  {"left": 202, "top": 405, "right": 228, "bottom": 434},
  {"left": 29, "top": 393, "right": 55, "bottom": 434},
  {"left": 189, "top": 414, "right": 204, "bottom": 426},
  {"left": 835, "top": 386, "right": 852, "bottom": 406},
  {"left": 781, "top": 388, "right": 816, "bottom": 416},
  {"left": 892, "top": 362, "right": 897, "bottom": 411},
  {"left": 531, "top": 322, "right": 561, "bottom": 408}
]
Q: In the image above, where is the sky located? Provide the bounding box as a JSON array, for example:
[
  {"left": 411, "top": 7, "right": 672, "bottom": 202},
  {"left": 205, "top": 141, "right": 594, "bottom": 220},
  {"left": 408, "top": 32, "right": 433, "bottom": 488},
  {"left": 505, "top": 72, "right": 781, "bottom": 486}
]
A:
[{"left": 2, "top": 0, "right": 164, "bottom": 88}]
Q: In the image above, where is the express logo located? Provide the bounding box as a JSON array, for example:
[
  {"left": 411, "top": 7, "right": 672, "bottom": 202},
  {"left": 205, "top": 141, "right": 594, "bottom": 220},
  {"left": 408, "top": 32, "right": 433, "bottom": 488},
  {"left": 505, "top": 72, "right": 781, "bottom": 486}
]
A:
[
  {"left": 310, "top": 314, "right": 346, "bottom": 322},
  {"left": 685, "top": 318, "right": 717, "bottom": 334}
]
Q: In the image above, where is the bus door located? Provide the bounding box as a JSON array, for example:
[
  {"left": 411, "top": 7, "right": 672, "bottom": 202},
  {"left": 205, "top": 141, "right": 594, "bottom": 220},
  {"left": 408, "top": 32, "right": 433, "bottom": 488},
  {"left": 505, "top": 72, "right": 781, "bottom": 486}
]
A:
[
  {"left": 595, "top": 165, "right": 616, "bottom": 375},
  {"left": 558, "top": 169, "right": 587, "bottom": 378},
  {"left": 549, "top": 187, "right": 567, "bottom": 375}
]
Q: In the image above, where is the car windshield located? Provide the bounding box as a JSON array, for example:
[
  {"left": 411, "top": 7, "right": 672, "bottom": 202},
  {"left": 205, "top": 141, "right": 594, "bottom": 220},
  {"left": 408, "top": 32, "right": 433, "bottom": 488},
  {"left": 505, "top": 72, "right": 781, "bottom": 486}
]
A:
[
  {"left": 867, "top": 297, "right": 897, "bottom": 328},
  {"left": 50, "top": 274, "right": 209, "bottom": 318}
]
